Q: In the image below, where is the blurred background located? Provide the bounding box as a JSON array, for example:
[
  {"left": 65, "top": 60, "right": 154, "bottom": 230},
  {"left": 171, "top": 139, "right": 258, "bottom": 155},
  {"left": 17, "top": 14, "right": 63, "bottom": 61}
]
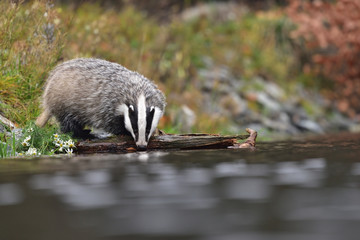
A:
[{"left": 1, "top": 0, "right": 360, "bottom": 140}]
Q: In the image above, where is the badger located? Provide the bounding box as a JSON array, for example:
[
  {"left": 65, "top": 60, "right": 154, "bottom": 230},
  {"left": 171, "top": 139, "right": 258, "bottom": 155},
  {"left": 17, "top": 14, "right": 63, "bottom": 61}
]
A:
[{"left": 36, "top": 58, "right": 166, "bottom": 150}]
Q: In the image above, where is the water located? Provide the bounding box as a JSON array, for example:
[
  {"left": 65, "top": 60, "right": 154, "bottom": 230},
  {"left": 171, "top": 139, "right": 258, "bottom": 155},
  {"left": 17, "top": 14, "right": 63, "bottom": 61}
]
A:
[{"left": 1, "top": 133, "right": 360, "bottom": 240}]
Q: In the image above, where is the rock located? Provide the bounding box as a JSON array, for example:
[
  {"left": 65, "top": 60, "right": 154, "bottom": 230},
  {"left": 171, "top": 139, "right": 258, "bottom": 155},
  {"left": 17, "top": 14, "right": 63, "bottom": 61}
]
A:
[
  {"left": 0, "top": 124, "right": 5, "bottom": 134},
  {"left": 350, "top": 124, "right": 360, "bottom": 133},
  {"left": 254, "top": 91, "right": 282, "bottom": 112},
  {"left": 197, "top": 60, "right": 358, "bottom": 139},
  {"left": 220, "top": 92, "right": 248, "bottom": 117},
  {"left": 174, "top": 105, "right": 196, "bottom": 133},
  {"left": 285, "top": 104, "right": 324, "bottom": 134},
  {"left": 6, "top": 128, "right": 24, "bottom": 142},
  {"left": 253, "top": 76, "right": 285, "bottom": 100},
  {"left": 198, "top": 67, "right": 241, "bottom": 94},
  {"left": 180, "top": 2, "right": 248, "bottom": 22},
  {"left": 264, "top": 81, "right": 285, "bottom": 100},
  {"left": 262, "top": 113, "right": 300, "bottom": 135},
  {"left": 325, "top": 112, "right": 357, "bottom": 132},
  {"left": 198, "top": 57, "right": 243, "bottom": 92},
  {"left": 294, "top": 119, "right": 324, "bottom": 134}
]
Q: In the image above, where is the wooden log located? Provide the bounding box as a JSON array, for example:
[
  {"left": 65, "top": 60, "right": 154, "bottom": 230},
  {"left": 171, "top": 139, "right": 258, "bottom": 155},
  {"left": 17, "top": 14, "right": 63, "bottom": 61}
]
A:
[
  {"left": 76, "top": 132, "right": 252, "bottom": 154},
  {"left": 229, "top": 128, "right": 257, "bottom": 150}
]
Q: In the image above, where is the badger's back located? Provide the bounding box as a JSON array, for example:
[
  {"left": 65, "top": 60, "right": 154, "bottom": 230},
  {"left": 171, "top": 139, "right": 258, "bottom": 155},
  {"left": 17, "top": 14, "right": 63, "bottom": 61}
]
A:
[{"left": 41, "top": 58, "right": 166, "bottom": 133}]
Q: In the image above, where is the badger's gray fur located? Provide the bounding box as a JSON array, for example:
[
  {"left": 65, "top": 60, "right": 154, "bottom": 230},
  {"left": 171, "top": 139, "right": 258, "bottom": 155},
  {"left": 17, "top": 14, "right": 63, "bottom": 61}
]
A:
[{"left": 36, "top": 58, "right": 166, "bottom": 149}]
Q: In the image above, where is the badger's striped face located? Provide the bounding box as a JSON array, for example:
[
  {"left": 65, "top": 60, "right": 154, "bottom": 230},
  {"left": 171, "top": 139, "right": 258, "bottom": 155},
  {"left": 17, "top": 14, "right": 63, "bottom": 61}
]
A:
[{"left": 118, "top": 94, "right": 162, "bottom": 150}]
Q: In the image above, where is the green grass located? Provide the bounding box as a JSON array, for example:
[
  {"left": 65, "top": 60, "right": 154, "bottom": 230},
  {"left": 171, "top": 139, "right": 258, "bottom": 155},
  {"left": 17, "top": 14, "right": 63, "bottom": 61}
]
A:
[
  {"left": 0, "top": 132, "right": 16, "bottom": 158},
  {"left": 0, "top": 0, "right": 65, "bottom": 125}
]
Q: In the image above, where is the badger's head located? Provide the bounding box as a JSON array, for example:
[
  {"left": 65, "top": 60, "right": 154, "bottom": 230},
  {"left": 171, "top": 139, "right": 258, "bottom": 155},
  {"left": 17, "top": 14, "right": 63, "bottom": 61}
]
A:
[{"left": 118, "top": 94, "right": 163, "bottom": 151}]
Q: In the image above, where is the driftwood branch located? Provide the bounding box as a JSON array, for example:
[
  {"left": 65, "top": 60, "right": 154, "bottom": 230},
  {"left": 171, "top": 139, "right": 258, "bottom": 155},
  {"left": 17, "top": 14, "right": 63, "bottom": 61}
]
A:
[
  {"left": 229, "top": 128, "right": 257, "bottom": 150},
  {"left": 0, "top": 114, "right": 17, "bottom": 129},
  {"left": 76, "top": 129, "right": 257, "bottom": 154}
]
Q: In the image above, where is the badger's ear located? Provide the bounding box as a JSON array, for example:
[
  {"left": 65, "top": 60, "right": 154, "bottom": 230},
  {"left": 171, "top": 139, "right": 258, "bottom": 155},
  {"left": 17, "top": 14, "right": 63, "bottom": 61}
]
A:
[
  {"left": 129, "top": 105, "right": 135, "bottom": 112},
  {"left": 117, "top": 104, "right": 128, "bottom": 115},
  {"left": 150, "top": 106, "right": 155, "bottom": 113},
  {"left": 148, "top": 106, "right": 155, "bottom": 119}
]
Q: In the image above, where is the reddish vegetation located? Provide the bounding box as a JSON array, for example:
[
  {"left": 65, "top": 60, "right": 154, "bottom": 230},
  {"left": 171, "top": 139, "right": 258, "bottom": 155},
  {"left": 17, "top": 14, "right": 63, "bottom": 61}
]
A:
[{"left": 287, "top": 0, "right": 360, "bottom": 118}]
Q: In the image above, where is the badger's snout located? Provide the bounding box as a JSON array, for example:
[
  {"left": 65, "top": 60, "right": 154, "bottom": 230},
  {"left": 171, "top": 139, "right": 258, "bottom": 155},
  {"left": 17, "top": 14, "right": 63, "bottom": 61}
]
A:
[
  {"left": 136, "top": 139, "right": 148, "bottom": 151},
  {"left": 136, "top": 144, "right": 147, "bottom": 151}
]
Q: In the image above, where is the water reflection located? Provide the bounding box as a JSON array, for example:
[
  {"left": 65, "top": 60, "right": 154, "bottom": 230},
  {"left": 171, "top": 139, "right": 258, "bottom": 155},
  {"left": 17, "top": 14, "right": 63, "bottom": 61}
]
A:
[
  {"left": 0, "top": 183, "right": 24, "bottom": 206},
  {"left": 0, "top": 133, "right": 360, "bottom": 239}
]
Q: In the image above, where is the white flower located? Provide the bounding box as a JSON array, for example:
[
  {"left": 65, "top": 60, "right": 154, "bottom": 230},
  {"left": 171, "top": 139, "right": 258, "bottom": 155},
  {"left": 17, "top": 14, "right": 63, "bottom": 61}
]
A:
[
  {"left": 22, "top": 136, "right": 31, "bottom": 147},
  {"left": 27, "top": 128, "right": 34, "bottom": 133},
  {"left": 65, "top": 148, "right": 73, "bottom": 155},
  {"left": 55, "top": 139, "right": 64, "bottom": 147},
  {"left": 65, "top": 139, "right": 75, "bottom": 148},
  {"left": 25, "top": 147, "right": 38, "bottom": 156}
]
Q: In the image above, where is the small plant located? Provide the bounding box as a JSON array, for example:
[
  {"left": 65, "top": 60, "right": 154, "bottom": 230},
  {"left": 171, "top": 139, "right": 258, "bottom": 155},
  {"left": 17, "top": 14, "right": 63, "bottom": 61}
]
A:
[
  {"left": 0, "top": 141, "right": 9, "bottom": 158},
  {"left": 16, "top": 122, "right": 76, "bottom": 157},
  {"left": 0, "top": 122, "right": 77, "bottom": 159},
  {"left": 0, "top": 132, "right": 16, "bottom": 158}
]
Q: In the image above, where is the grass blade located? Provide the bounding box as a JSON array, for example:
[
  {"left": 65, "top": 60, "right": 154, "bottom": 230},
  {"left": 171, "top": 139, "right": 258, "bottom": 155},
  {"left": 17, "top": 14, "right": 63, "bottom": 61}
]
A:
[{"left": 11, "top": 132, "right": 16, "bottom": 156}]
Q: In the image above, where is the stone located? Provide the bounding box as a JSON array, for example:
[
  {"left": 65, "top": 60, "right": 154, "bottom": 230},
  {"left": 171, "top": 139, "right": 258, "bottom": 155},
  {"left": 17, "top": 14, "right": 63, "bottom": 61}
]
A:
[
  {"left": 255, "top": 92, "right": 282, "bottom": 112},
  {"left": 220, "top": 93, "right": 248, "bottom": 117},
  {"left": 174, "top": 105, "right": 196, "bottom": 133}
]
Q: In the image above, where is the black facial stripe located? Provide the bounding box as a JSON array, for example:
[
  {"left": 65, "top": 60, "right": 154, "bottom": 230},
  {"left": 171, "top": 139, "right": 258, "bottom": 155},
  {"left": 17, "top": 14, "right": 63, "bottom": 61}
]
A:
[
  {"left": 145, "top": 107, "right": 155, "bottom": 140},
  {"left": 128, "top": 106, "right": 139, "bottom": 141}
]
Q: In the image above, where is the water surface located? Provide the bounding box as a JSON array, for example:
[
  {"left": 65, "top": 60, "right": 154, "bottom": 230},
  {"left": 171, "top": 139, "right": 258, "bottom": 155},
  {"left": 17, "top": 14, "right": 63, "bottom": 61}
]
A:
[{"left": 1, "top": 133, "right": 360, "bottom": 240}]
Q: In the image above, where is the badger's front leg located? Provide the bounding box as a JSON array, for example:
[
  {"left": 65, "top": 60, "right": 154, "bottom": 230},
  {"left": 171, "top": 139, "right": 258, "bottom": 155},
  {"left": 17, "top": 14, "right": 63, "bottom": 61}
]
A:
[{"left": 59, "top": 114, "right": 94, "bottom": 140}]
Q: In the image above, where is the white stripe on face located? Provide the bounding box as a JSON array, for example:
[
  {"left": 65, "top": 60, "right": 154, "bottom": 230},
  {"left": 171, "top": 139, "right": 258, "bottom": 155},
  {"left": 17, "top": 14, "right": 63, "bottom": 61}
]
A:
[
  {"left": 148, "top": 107, "right": 163, "bottom": 141},
  {"left": 118, "top": 104, "right": 135, "bottom": 140},
  {"left": 137, "top": 94, "right": 147, "bottom": 147}
]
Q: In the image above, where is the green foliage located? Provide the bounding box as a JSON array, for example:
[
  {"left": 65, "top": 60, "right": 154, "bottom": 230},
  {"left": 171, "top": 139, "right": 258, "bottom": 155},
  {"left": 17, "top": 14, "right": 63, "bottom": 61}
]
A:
[
  {"left": 0, "top": 121, "right": 76, "bottom": 159},
  {"left": 0, "top": 141, "right": 9, "bottom": 158},
  {"left": 0, "top": 0, "right": 65, "bottom": 125},
  {"left": 0, "top": 132, "right": 16, "bottom": 158}
]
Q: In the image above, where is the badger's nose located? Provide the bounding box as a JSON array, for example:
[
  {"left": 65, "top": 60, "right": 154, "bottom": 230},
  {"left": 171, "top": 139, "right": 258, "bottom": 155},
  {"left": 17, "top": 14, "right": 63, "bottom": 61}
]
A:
[{"left": 137, "top": 145, "right": 147, "bottom": 151}]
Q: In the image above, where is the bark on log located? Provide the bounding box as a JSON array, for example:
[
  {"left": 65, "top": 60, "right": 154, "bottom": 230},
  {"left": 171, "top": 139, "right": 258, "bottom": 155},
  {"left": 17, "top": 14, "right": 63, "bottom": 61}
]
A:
[{"left": 76, "top": 132, "right": 254, "bottom": 154}]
